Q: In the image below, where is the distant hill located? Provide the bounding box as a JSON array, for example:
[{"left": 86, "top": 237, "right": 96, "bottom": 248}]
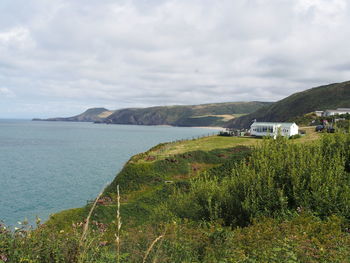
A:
[
  {"left": 102, "top": 102, "right": 271, "bottom": 126},
  {"left": 34, "top": 102, "right": 272, "bottom": 127},
  {"left": 225, "top": 81, "right": 350, "bottom": 129},
  {"left": 33, "top": 108, "right": 114, "bottom": 122}
]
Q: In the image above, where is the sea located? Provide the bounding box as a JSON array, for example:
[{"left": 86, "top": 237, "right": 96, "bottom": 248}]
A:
[{"left": 0, "top": 120, "right": 216, "bottom": 226}]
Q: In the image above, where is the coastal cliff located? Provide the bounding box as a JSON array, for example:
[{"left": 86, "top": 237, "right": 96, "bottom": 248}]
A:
[{"left": 33, "top": 101, "right": 271, "bottom": 127}]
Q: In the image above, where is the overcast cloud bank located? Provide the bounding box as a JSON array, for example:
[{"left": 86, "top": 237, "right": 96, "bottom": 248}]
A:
[{"left": 0, "top": 0, "right": 349, "bottom": 118}]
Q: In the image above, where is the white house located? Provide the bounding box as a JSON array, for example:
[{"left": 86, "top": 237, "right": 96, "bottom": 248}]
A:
[
  {"left": 323, "top": 108, "right": 350, "bottom": 116},
  {"left": 250, "top": 122, "right": 299, "bottom": 137}
]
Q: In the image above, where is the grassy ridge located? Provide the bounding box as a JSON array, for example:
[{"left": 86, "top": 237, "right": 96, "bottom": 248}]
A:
[
  {"left": 33, "top": 108, "right": 112, "bottom": 122},
  {"left": 104, "top": 102, "right": 271, "bottom": 126},
  {"left": 227, "top": 80, "right": 350, "bottom": 128},
  {"left": 47, "top": 136, "right": 253, "bottom": 232},
  {"left": 35, "top": 101, "right": 271, "bottom": 127}
]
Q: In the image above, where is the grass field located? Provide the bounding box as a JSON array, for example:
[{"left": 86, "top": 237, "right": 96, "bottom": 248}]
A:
[
  {"left": 136, "top": 126, "right": 321, "bottom": 162},
  {"left": 137, "top": 136, "right": 258, "bottom": 161},
  {"left": 297, "top": 126, "right": 321, "bottom": 143},
  {"left": 190, "top": 114, "right": 246, "bottom": 121}
]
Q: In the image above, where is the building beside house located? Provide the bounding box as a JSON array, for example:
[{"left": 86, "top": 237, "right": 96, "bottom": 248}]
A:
[
  {"left": 315, "top": 111, "right": 324, "bottom": 117},
  {"left": 250, "top": 122, "right": 299, "bottom": 137},
  {"left": 323, "top": 108, "right": 350, "bottom": 116}
]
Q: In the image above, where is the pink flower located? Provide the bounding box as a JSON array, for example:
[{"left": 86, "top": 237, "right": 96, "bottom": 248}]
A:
[{"left": 0, "top": 254, "right": 8, "bottom": 262}]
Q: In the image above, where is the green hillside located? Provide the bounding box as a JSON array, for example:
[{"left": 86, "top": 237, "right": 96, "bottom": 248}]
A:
[
  {"left": 104, "top": 101, "right": 271, "bottom": 126},
  {"left": 33, "top": 107, "right": 113, "bottom": 122},
  {"left": 34, "top": 101, "right": 272, "bottom": 127},
  {"left": 226, "top": 80, "right": 350, "bottom": 129},
  {"left": 3, "top": 130, "right": 350, "bottom": 262}
]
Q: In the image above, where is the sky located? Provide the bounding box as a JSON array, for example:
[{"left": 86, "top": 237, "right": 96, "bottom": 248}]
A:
[{"left": 0, "top": 0, "right": 350, "bottom": 118}]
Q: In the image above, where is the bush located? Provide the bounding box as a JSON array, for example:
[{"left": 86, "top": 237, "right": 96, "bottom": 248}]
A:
[
  {"left": 289, "top": 134, "right": 302, "bottom": 139},
  {"left": 169, "top": 133, "right": 350, "bottom": 226}
]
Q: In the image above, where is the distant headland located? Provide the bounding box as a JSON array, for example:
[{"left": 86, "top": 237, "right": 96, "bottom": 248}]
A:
[{"left": 33, "top": 101, "right": 271, "bottom": 127}]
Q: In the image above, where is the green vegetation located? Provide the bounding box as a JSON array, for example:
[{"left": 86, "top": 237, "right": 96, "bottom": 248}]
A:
[
  {"left": 1, "top": 131, "right": 350, "bottom": 262},
  {"left": 33, "top": 108, "right": 113, "bottom": 122},
  {"left": 167, "top": 133, "right": 350, "bottom": 226},
  {"left": 134, "top": 135, "right": 258, "bottom": 159},
  {"left": 337, "top": 120, "right": 350, "bottom": 132},
  {"left": 35, "top": 101, "right": 271, "bottom": 126},
  {"left": 227, "top": 80, "right": 350, "bottom": 128},
  {"left": 173, "top": 115, "right": 228, "bottom": 127},
  {"left": 104, "top": 101, "right": 271, "bottom": 126}
]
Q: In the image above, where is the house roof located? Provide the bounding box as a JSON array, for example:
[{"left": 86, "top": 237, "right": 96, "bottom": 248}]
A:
[
  {"left": 250, "top": 122, "right": 297, "bottom": 128},
  {"left": 325, "top": 109, "right": 350, "bottom": 113}
]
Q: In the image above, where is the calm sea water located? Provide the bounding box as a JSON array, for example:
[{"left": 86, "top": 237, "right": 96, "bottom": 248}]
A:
[{"left": 0, "top": 120, "right": 215, "bottom": 226}]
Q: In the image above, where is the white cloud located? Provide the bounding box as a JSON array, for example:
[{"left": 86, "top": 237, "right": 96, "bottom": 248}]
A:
[
  {"left": 0, "top": 27, "right": 27, "bottom": 42},
  {"left": 0, "top": 87, "right": 15, "bottom": 98},
  {"left": 0, "top": 0, "right": 349, "bottom": 117},
  {"left": 295, "top": 0, "right": 347, "bottom": 26}
]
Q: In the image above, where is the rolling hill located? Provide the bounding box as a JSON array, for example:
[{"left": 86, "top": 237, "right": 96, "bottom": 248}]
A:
[
  {"left": 103, "top": 102, "right": 271, "bottom": 126},
  {"left": 225, "top": 80, "right": 350, "bottom": 129},
  {"left": 33, "top": 108, "right": 114, "bottom": 122},
  {"left": 34, "top": 101, "right": 272, "bottom": 127}
]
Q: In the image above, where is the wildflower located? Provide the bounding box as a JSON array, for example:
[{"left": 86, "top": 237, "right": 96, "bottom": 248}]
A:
[
  {"left": 0, "top": 254, "right": 8, "bottom": 262},
  {"left": 60, "top": 230, "right": 64, "bottom": 233},
  {"left": 99, "top": 241, "right": 108, "bottom": 247},
  {"left": 17, "top": 221, "right": 22, "bottom": 225},
  {"left": 14, "top": 227, "right": 19, "bottom": 230}
]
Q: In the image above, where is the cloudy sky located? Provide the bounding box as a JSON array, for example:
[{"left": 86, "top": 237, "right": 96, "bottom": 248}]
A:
[{"left": 1, "top": 0, "right": 350, "bottom": 118}]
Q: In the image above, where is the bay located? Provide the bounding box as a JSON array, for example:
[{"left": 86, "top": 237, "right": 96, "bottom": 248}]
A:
[{"left": 0, "top": 120, "right": 216, "bottom": 226}]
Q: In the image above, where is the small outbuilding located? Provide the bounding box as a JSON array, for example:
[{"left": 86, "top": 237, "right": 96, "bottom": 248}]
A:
[
  {"left": 250, "top": 121, "right": 299, "bottom": 138},
  {"left": 315, "top": 111, "right": 324, "bottom": 117}
]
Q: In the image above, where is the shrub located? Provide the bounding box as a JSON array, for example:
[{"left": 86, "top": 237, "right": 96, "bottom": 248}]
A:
[
  {"left": 169, "top": 133, "right": 350, "bottom": 226},
  {"left": 289, "top": 134, "right": 302, "bottom": 139}
]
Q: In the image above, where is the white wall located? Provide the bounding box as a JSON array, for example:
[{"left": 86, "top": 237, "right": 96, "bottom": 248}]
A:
[
  {"left": 289, "top": 124, "right": 299, "bottom": 136},
  {"left": 250, "top": 123, "right": 298, "bottom": 137}
]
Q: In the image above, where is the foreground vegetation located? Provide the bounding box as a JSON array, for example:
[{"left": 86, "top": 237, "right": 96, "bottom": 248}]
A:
[{"left": 1, "top": 131, "right": 350, "bottom": 262}]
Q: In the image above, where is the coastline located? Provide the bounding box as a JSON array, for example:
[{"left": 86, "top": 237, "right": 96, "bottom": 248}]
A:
[
  {"left": 191, "top": 126, "right": 224, "bottom": 130},
  {"left": 2, "top": 121, "right": 217, "bottom": 227},
  {"left": 32, "top": 119, "right": 225, "bottom": 130}
]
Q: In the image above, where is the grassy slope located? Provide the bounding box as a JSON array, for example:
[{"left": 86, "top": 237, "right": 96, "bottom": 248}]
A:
[
  {"left": 47, "top": 136, "right": 258, "bottom": 230},
  {"left": 47, "top": 128, "right": 319, "bottom": 230},
  {"left": 36, "top": 102, "right": 271, "bottom": 126},
  {"left": 226, "top": 80, "right": 350, "bottom": 129},
  {"left": 105, "top": 101, "right": 272, "bottom": 126},
  {"left": 39, "top": 108, "right": 111, "bottom": 122},
  {"left": 5, "top": 130, "right": 349, "bottom": 263}
]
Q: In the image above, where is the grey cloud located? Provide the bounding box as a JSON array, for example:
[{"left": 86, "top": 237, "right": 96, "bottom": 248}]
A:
[
  {"left": 331, "top": 63, "right": 350, "bottom": 71},
  {"left": 0, "top": 0, "right": 350, "bottom": 118}
]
